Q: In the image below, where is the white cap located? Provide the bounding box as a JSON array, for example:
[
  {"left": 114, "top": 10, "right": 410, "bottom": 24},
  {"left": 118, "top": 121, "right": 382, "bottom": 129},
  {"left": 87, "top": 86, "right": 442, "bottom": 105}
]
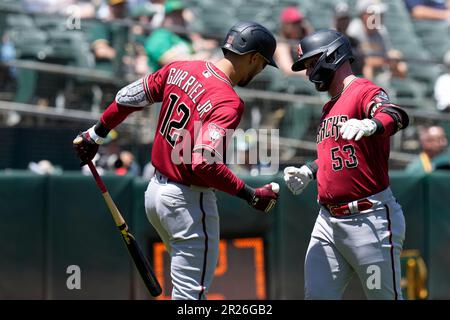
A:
[{"left": 356, "top": 0, "right": 388, "bottom": 14}]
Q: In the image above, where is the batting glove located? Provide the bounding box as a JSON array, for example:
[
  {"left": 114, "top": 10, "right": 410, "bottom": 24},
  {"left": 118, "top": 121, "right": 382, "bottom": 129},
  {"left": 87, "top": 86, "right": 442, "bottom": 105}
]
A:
[
  {"left": 284, "top": 165, "right": 313, "bottom": 195},
  {"left": 237, "top": 184, "right": 279, "bottom": 213},
  {"left": 73, "top": 125, "right": 105, "bottom": 166},
  {"left": 338, "top": 118, "right": 377, "bottom": 141}
]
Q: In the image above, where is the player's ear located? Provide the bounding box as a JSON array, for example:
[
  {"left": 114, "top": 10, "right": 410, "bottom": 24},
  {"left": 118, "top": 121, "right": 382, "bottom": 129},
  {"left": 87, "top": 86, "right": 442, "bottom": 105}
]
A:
[{"left": 248, "top": 52, "right": 259, "bottom": 65}]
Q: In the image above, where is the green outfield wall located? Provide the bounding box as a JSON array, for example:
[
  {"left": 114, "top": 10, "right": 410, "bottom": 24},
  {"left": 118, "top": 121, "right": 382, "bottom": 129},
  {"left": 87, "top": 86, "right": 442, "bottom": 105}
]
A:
[{"left": 0, "top": 171, "right": 447, "bottom": 299}]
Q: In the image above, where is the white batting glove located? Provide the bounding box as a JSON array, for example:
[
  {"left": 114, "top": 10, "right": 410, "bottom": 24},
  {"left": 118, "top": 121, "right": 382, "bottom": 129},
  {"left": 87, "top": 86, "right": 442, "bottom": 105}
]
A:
[
  {"left": 283, "top": 165, "right": 313, "bottom": 195},
  {"left": 338, "top": 119, "right": 377, "bottom": 141}
]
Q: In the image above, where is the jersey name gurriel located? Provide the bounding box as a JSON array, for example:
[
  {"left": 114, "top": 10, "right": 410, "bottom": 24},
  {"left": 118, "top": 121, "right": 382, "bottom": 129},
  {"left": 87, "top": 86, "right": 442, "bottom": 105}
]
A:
[
  {"left": 166, "top": 67, "right": 205, "bottom": 104},
  {"left": 146, "top": 61, "right": 244, "bottom": 187}
]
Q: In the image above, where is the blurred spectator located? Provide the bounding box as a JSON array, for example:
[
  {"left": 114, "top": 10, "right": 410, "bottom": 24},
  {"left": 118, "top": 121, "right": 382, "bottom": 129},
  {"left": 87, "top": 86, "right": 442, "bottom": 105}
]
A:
[
  {"left": 89, "top": 0, "right": 129, "bottom": 73},
  {"left": 435, "top": 50, "right": 450, "bottom": 111},
  {"left": 81, "top": 153, "right": 103, "bottom": 175},
  {"left": 406, "top": 125, "right": 450, "bottom": 173},
  {"left": 127, "top": 2, "right": 160, "bottom": 76},
  {"left": 22, "top": 0, "right": 75, "bottom": 14},
  {"left": 332, "top": 1, "right": 365, "bottom": 76},
  {"left": 28, "top": 160, "right": 62, "bottom": 175},
  {"left": 148, "top": 0, "right": 165, "bottom": 29},
  {"left": 127, "top": 0, "right": 149, "bottom": 8},
  {"left": 125, "top": 43, "right": 151, "bottom": 76},
  {"left": 114, "top": 150, "right": 140, "bottom": 176},
  {"left": 374, "top": 49, "right": 409, "bottom": 88},
  {"left": 274, "top": 6, "right": 314, "bottom": 76},
  {"left": 347, "top": 0, "right": 393, "bottom": 80},
  {"left": 404, "top": 0, "right": 450, "bottom": 21},
  {"left": 63, "top": 0, "right": 96, "bottom": 19},
  {"left": 131, "top": 0, "right": 159, "bottom": 35},
  {"left": 97, "top": 0, "right": 128, "bottom": 20},
  {"left": 144, "top": 0, "right": 216, "bottom": 71},
  {"left": 24, "top": 0, "right": 95, "bottom": 18},
  {"left": 387, "top": 49, "right": 409, "bottom": 78},
  {"left": 0, "top": 33, "right": 17, "bottom": 87},
  {"left": 0, "top": 33, "right": 20, "bottom": 126},
  {"left": 126, "top": 0, "right": 165, "bottom": 29}
]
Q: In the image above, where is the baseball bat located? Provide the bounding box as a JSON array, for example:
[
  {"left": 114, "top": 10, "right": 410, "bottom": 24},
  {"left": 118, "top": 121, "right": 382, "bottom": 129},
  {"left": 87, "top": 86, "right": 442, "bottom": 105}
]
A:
[{"left": 74, "top": 138, "right": 162, "bottom": 297}]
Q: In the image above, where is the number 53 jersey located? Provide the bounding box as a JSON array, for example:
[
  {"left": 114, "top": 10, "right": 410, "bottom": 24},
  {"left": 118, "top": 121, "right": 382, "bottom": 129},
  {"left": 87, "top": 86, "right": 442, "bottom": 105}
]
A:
[
  {"left": 315, "top": 78, "right": 392, "bottom": 205},
  {"left": 144, "top": 60, "right": 244, "bottom": 187}
]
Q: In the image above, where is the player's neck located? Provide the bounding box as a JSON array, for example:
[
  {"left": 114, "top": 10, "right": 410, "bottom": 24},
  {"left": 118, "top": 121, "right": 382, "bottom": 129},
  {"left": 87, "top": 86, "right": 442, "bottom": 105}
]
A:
[
  {"left": 213, "top": 59, "right": 238, "bottom": 86},
  {"left": 329, "top": 73, "right": 357, "bottom": 100}
]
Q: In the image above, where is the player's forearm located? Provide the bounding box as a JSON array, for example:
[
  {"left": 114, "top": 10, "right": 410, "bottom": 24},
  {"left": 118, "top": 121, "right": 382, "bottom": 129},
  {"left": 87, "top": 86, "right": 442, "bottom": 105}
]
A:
[
  {"left": 191, "top": 161, "right": 245, "bottom": 196},
  {"left": 372, "top": 106, "right": 409, "bottom": 137},
  {"left": 98, "top": 100, "right": 143, "bottom": 133}
]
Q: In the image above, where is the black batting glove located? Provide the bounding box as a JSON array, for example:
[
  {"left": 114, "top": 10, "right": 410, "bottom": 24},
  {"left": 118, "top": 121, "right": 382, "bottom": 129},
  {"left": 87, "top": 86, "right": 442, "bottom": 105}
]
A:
[{"left": 73, "top": 124, "right": 107, "bottom": 166}]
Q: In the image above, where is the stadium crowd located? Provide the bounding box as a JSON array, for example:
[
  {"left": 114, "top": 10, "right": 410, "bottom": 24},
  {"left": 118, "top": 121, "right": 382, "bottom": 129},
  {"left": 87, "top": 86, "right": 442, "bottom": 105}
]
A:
[{"left": 0, "top": 0, "right": 449, "bottom": 174}]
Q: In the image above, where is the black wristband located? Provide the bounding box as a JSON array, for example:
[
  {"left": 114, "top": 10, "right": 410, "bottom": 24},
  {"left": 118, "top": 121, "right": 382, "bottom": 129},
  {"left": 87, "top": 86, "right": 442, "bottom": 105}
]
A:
[
  {"left": 236, "top": 184, "right": 255, "bottom": 202},
  {"left": 305, "top": 162, "right": 318, "bottom": 180},
  {"left": 94, "top": 121, "right": 111, "bottom": 138},
  {"left": 371, "top": 118, "right": 385, "bottom": 135}
]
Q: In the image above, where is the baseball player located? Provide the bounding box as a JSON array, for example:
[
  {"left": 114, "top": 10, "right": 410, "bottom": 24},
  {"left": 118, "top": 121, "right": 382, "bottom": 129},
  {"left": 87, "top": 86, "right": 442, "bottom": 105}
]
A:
[
  {"left": 284, "top": 30, "right": 409, "bottom": 300},
  {"left": 73, "top": 21, "right": 279, "bottom": 300}
]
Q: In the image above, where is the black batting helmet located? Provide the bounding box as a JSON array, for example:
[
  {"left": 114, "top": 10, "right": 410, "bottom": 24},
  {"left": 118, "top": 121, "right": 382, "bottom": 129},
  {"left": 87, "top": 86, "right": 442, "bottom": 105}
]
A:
[
  {"left": 291, "top": 29, "right": 354, "bottom": 91},
  {"left": 222, "top": 21, "right": 278, "bottom": 68}
]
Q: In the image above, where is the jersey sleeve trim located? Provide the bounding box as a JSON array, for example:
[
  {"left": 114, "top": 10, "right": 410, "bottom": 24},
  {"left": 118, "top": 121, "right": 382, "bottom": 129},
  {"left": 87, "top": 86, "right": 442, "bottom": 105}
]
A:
[
  {"left": 206, "top": 62, "right": 233, "bottom": 87},
  {"left": 142, "top": 74, "right": 155, "bottom": 104}
]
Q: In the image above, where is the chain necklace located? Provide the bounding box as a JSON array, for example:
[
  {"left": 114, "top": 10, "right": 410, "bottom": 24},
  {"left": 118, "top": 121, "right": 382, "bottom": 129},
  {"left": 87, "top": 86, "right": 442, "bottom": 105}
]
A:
[{"left": 330, "top": 76, "right": 358, "bottom": 101}]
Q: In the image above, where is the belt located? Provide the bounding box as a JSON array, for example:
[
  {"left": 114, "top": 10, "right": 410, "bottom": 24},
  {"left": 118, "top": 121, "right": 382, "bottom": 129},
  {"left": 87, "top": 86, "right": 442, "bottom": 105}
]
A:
[
  {"left": 154, "top": 170, "right": 211, "bottom": 192},
  {"left": 321, "top": 199, "right": 373, "bottom": 217}
]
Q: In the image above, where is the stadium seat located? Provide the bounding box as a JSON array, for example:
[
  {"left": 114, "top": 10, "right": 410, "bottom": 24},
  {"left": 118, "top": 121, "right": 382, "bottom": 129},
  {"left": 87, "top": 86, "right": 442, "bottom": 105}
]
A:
[
  {"left": 419, "top": 33, "right": 450, "bottom": 62},
  {"left": 389, "top": 78, "right": 427, "bottom": 108},
  {"left": 0, "top": 0, "right": 22, "bottom": 12},
  {"left": 13, "top": 68, "right": 37, "bottom": 103},
  {"left": 7, "top": 28, "right": 50, "bottom": 60},
  {"left": 5, "top": 13, "right": 34, "bottom": 29},
  {"left": 412, "top": 20, "right": 450, "bottom": 61},
  {"left": 279, "top": 102, "right": 313, "bottom": 141},
  {"left": 288, "top": 77, "right": 319, "bottom": 96},
  {"left": 270, "top": 74, "right": 318, "bottom": 96},
  {"left": 34, "top": 15, "right": 67, "bottom": 32},
  {"left": 408, "top": 63, "right": 444, "bottom": 97},
  {"left": 44, "top": 30, "right": 94, "bottom": 76}
]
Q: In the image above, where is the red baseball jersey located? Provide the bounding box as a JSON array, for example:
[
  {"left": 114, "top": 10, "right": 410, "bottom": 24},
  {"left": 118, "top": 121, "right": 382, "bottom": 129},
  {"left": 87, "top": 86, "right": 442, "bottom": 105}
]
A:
[
  {"left": 316, "top": 78, "right": 393, "bottom": 205},
  {"left": 143, "top": 60, "right": 244, "bottom": 189}
]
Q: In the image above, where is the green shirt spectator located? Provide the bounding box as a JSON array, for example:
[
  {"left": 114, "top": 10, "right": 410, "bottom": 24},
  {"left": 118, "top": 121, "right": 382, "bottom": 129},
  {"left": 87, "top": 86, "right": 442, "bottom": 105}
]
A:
[
  {"left": 89, "top": 0, "right": 129, "bottom": 74},
  {"left": 144, "top": 28, "right": 194, "bottom": 71},
  {"left": 406, "top": 152, "right": 450, "bottom": 173},
  {"left": 143, "top": 0, "right": 214, "bottom": 71},
  {"left": 406, "top": 125, "right": 450, "bottom": 173}
]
